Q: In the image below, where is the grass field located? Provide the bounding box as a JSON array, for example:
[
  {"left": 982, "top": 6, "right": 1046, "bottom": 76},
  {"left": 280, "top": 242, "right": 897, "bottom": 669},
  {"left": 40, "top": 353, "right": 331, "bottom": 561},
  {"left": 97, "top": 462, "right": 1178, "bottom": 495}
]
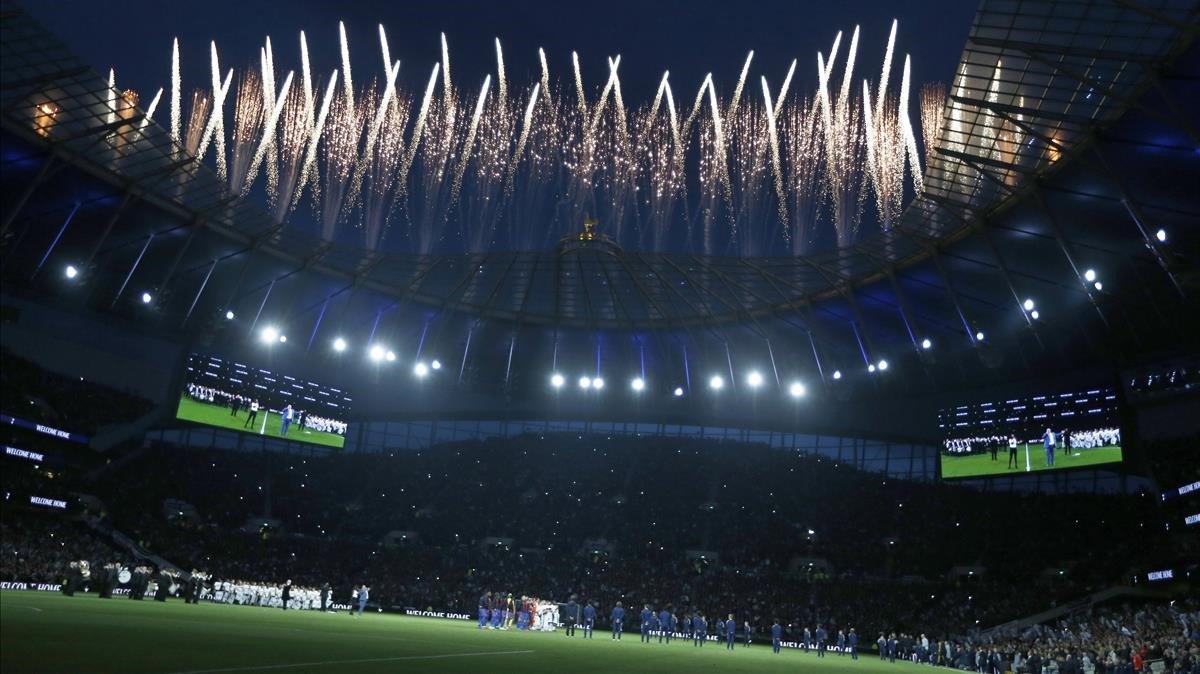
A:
[
  {"left": 940, "top": 444, "right": 1122, "bottom": 479},
  {"left": 0, "top": 591, "right": 926, "bottom": 674},
  {"left": 175, "top": 396, "right": 345, "bottom": 449}
]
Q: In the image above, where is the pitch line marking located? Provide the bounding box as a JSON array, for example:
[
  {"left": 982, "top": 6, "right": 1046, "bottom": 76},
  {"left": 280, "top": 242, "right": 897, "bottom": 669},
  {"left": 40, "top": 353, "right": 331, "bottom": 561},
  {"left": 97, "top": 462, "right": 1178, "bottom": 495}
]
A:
[{"left": 165, "top": 649, "right": 535, "bottom": 673}]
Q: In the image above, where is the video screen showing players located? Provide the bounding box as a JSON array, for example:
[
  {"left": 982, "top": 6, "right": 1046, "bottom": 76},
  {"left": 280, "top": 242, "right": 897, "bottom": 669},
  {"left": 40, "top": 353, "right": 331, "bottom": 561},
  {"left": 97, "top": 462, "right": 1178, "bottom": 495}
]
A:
[
  {"left": 175, "top": 353, "right": 352, "bottom": 449},
  {"left": 938, "top": 387, "right": 1123, "bottom": 479}
]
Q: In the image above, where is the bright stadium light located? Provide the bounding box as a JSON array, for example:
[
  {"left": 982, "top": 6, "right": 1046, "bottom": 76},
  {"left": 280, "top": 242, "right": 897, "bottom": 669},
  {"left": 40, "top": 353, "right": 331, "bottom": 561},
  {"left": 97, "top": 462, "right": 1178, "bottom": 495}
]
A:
[
  {"left": 709, "top": 375, "right": 724, "bottom": 391},
  {"left": 673, "top": 386, "right": 684, "bottom": 397},
  {"left": 975, "top": 331, "right": 985, "bottom": 342},
  {"left": 65, "top": 265, "right": 78, "bottom": 279},
  {"left": 1023, "top": 298, "right": 1035, "bottom": 311},
  {"left": 878, "top": 359, "right": 889, "bottom": 371},
  {"left": 747, "top": 371, "right": 764, "bottom": 388},
  {"left": 279, "top": 334, "right": 287, "bottom": 343},
  {"left": 868, "top": 363, "right": 877, "bottom": 373},
  {"left": 225, "top": 310, "right": 235, "bottom": 320},
  {"left": 1031, "top": 310, "right": 1040, "bottom": 320},
  {"left": 1155, "top": 228, "right": 1167, "bottom": 243},
  {"left": 1094, "top": 281, "right": 1103, "bottom": 291},
  {"left": 385, "top": 350, "right": 396, "bottom": 362},
  {"left": 788, "top": 381, "right": 806, "bottom": 398},
  {"left": 414, "top": 362, "right": 429, "bottom": 378},
  {"left": 550, "top": 373, "right": 565, "bottom": 388},
  {"left": 579, "top": 376, "right": 592, "bottom": 390},
  {"left": 592, "top": 377, "right": 605, "bottom": 390},
  {"left": 430, "top": 359, "right": 442, "bottom": 370},
  {"left": 260, "top": 326, "right": 279, "bottom": 344},
  {"left": 1084, "top": 269, "right": 1097, "bottom": 282},
  {"left": 140, "top": 291, "right": 153, "bottom": 304},
  {"left": 369, "top": 345, "right": 385, "bottom": 362},
  {"left": 832, "top": 370, "right": 842, "bottom": 380},
  {"left": 921, "top": 338, "right": 932, "bottom": 350},
  {"left": 332, "top": 337, "right": 347, "bottom": 352},
  {"left": 631, "top": 377, "right": 645, "bottom": 392}
]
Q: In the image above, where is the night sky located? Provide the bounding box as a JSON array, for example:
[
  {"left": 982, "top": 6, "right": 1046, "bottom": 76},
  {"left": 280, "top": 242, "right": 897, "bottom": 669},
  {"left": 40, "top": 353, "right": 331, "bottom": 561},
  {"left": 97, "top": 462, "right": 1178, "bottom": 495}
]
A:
[{"left": 29, "top": 0, "right": 978, "bottom": 110}]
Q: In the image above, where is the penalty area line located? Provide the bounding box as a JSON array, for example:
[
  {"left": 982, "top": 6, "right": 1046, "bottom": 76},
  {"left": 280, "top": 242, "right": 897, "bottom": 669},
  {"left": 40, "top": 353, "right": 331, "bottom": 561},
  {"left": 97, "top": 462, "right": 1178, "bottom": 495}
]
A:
[{"left": 165, "top": 649, "right": 535, "bottom": 673}]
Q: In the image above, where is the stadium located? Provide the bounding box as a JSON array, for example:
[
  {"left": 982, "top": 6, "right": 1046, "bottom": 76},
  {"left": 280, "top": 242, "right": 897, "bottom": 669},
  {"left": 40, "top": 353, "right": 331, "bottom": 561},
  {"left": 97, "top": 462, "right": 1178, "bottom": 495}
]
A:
[{"left": 1, "top": 0, "right": 1198, "bottom": 672}]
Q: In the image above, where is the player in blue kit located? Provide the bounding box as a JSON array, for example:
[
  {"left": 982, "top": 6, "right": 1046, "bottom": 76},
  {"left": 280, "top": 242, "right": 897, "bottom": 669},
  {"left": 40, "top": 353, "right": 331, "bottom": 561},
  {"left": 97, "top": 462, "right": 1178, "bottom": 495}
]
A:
[
  {"left": 640, "top": 604, "right": 653, "bottom": 643},
  {"left": 815, "top": 623, "right": 828, "bottom": 658},
  {"left": 582, "top": 601, "right": 596, "bottom": 638},
  {"left": 694, "top": 613, "right": 707, "bottom": 647},
  {"left": 477, "top": 591, "right": 491, "bottom": 629},
  {"left": 658, "top": 606, "right": 672, "bottom": 644},
  {"left": 610, "top": 602, "right": 625, "bottom": 640},
  {"left": 848, "top": 628, "right": 859, "bottom": 660},
  {"left": 771, "top": 620, "right": 783, "bottom": 654},
  {"left": 725, "top": 614, "right": 736, "bottom": 650}
]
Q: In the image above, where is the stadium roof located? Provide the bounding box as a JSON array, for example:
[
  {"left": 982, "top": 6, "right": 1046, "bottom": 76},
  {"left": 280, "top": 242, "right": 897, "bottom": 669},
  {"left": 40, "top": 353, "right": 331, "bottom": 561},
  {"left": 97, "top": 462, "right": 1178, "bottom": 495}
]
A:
[{"left": 1, "top": 0, "right": 1197, "bottom": 416}]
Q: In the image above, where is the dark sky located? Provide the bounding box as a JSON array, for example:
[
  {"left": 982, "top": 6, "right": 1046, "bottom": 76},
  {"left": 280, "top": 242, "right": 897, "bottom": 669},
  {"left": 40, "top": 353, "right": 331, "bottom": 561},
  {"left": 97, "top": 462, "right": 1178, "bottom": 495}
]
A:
[{"left": 28, "top": 0, "right": 979, "bottom": 106}]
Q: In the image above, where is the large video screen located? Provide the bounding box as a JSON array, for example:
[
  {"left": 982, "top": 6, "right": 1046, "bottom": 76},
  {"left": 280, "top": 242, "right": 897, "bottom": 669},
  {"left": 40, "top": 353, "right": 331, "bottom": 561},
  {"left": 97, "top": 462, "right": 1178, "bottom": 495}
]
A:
[
  {"left": 938, "top": 387, "right": 1123, "bottom": 479},
  {"left": 176, "top": 354, "right": 352, "bottom": 449}
]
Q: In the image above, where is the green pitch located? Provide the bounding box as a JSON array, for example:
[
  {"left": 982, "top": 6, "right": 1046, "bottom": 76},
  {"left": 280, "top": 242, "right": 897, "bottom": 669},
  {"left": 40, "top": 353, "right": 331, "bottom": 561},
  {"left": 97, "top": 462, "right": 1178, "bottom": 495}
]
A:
[
  {"left": 1, "top": 591, "right": 926, "bottom": 674},
  {"left": 175, "top": 395, "right": 345, "bottom": 449},
  {"left": 939, "top": 444, "right": 1122, "bottom": 479}
]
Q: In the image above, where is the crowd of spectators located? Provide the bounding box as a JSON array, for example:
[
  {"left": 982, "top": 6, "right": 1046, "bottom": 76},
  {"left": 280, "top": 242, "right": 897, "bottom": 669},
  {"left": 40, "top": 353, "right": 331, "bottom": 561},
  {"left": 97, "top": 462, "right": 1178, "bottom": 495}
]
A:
[{"left": 0, "top": 348, "right": 154, "bottom": 433}]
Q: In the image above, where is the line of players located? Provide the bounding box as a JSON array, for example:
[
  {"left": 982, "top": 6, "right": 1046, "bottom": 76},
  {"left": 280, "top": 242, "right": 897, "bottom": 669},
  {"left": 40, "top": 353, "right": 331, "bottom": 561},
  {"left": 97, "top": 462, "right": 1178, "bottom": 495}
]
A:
[{"left": 479, "top": 591, "right": 864, "bottom": 659}]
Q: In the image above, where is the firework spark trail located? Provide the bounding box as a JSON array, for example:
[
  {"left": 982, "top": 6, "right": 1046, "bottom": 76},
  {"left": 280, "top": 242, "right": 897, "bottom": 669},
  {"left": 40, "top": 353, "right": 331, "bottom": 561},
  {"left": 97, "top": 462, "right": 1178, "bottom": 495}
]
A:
[
  {"left": 838, "top": 26, "right": 860, "bottom": 108},
  {"left": 346, "top": 60, "right": 403, "bottom": 210},
  {"left": 261, "top": 38, "right": 281, "bottom": 204},
  {"left": 572, "top": 51, "right": 587, "bottom": 118},
  {"left": 876, "top": 19, "right": 897, "bottom": 122},
  {"left": 300, "top": 32, "right": 315, "bottom": 122},
  {"left": 503, "top": 82, "right": 541, "bottom": 202},
  {"left": 170, "top": 38, "right": 181, "bottom": 144},
  {"left": 450, "top": 75, "right": 492, "bottom": 210},
  {"left": 106, "top": 69, "right": 116, "bottom": 127},
  {"left": 773, "top": 59, "right": 797, "bottom": 117},
  {"left": 761, "top": 76, "right": 787, "bottom": 227},
  {"left": 538, "top": 48, "right": 551, "bottom": 106},
  {"left": 339, "top": 22, "right": 355, "bottom": 120},
  {"left": 204, "top": 43, "right": 230, "bottom": 182},
  {"left": 920, "top": 82, "right": 947, "bottom": 167},
  {"left": 194, "top": 69, "right": 231, "bottom": 160},
  {"left": 399, "top": 63, "right": 442, "bottom": 189},
  {"left": 139, "top": 88, "right": 164, "bottom": 130},
  {"left": 495, "top": 39, "right": 507, "bottom": 108},
  {"left": 682, "top": 74, "right": 710, "bottom": 137},
  {"left": 291, "top": 70, "right": 339, "bottom": 212},
  {"left": 379, "top": 25, "right": 392, "bottom": 77},
  {"left": 242, "top": 70, "right": 295, "bottom": 197},
  {"left": 727, "top": 51, "right": 754, "bottom": 119},
  {"left": 183, "top": 90, "right": 209, "bottom": 156},
  {"left": 899, "top": 54, "right": 923, "bottom": 195},
  {"left": 589, "top": 56, "right": 620, "bottom": 133}
]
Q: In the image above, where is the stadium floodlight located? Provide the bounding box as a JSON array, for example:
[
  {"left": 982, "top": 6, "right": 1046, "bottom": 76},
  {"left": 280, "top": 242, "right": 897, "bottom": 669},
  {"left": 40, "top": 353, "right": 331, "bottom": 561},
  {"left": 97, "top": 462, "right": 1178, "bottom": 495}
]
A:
[
  {"left": 332, "top": 337, "right": 347, "bottom": 352},
  {"left": 878, "top": 359, "right": 888, "bottom": 371},
  {"left": 414, "top": 362, "right": 429, "bottom": 378},
  {"left": 385, "top": 350, "right": 396, "bottom": 362},
  {"left": 1156, "top": 228, "right": 1167, "bottom": 242},
  {"left": 673, "top": 386, "right": 684, "bottom": 397},
  {"left": 631, "top": 377, "right": 645, "bottom": 392},
  {"left": 278, "top": 334, "right": 287, "bottom": 343},
  {"left": 1031, "top": 310, "right": 1040, "bottom": 320},
  {"left": 709, "top": 375, "right": 724, "bottom": 391},
  {"left": 578, "top": 376, "right": 592, "bottom": 390},
  {"left": 1023, "top": 298, "right": 1035, "bottom": 311},
  {"left": 368, "top": 344, "right": 385, "bottom": 362},
  {"left": 746, "top": 371, "right": 764, "bottom": 388},
  {"left": 224, "top": 310, "right": 235, "bottom": 320},
  {"left": 592, "top": 377, "right": 605, "bottom": 390},
  {"left": 868, "top": 363, "right": 877, "bottom": 373},
  {"left": 550, "top": 373, "right": 565, "bottom": 388},
  {"left": 1084, "top": 269, "right": 1097, "bottom": 282},
  {"left": 788, "top": 381, "right": 806, "bottom": 398},
  {"left": 430, "top": 359, "right": 442, "bottom": 370},
  {"left": 140, "top": 291, "right": 153, "bottom": 304},
  {"left": 921, "top": 338, "right": 932, "bottom": 350},
  {"left": 260, "top": 326, "right": 279, "bottom": 344},
  {"left": 975, "top": 331, "right": 985, "bottom": 342},
  {"left": 1094, "top": 281, "right": 1103, "bottom": 291},
  {"left": 65, "top": 265, "right": 78, "bottom": 279},
  {"left": 832, "top": 370, "right": 842, "bottom": 380}
]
